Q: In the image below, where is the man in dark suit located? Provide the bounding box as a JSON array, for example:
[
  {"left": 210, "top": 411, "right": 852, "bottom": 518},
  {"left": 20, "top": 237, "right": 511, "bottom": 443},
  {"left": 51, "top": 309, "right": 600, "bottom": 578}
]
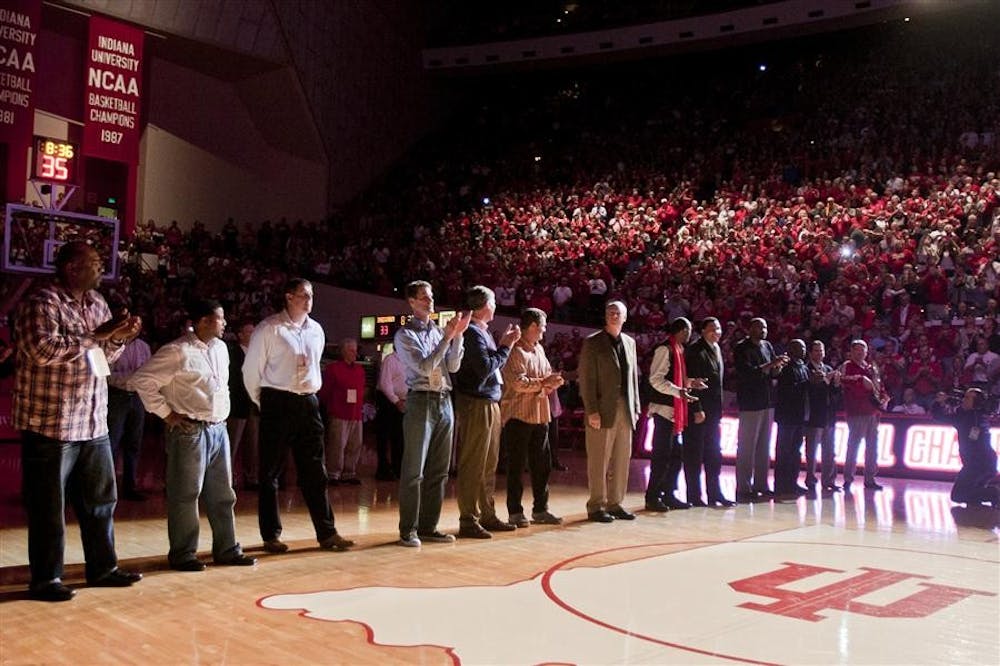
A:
[
  {"left": 684, "top": 317, "right": 735, "bottom": 507},
  {"left": 804, "top": 341, "right": 841, "bottom": 492},
  {"left": 578, "top": 300, "right": 641, "bottom": 522},
  {"left": 773, "top": 339, "right": 810, "bottom": 498},
  {"left": 227, "top": 320, "right": 259, "bottom": 490}
]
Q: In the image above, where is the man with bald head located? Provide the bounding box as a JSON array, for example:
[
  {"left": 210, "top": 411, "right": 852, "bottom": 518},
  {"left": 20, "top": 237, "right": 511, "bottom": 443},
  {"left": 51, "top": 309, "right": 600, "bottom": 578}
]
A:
[{"left": 14, "top": 241, "right": 144, "bottom": 601}]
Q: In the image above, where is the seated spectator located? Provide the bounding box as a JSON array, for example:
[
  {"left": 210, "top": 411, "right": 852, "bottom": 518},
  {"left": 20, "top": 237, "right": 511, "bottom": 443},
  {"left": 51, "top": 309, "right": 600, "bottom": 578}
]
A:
[{"left": 891, "top": 388, "right": 927, "bottom": 415}]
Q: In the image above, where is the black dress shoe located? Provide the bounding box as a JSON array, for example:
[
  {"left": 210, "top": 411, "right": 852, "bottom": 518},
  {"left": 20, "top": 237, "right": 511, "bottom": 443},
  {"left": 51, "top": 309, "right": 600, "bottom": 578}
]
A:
[
  {"left": 735, "top": 492, "right": 759, "bottom": 504},
  {"left": 457, "top": 524, "right": 493, "bottom": 539},
  {"left": 607, "top": 506, "right": 637, "bottom": 520},
  {"left": 171, "top": 559, "right": 207, "bottom": 572},
  {"left": 481, "top": 518, "right": 517, "bottom": 532},
  {"left": 218, "top": 554, "right": 257, "bottom": 566},
  {"left": 91, "top": 568, "right": 142, "bottom": 587},
  {"left": 864, "top": 482, "right": 884, "bottom": 491},
  {"left": 823, "top": 484, "right": 842, "bottom": 492},
  {"left": 709, "top": 497, "right": 737, "bottom": 507},
  {"left": 588, "top": 510, "right": 615, "bottom": 523},
  {"left": 552, "top": 462, "right": 569, "bottom": 472},
  {"left": 794, "top": 485, "right": 810, "bottom": 495},
  {"left": 663, "top": 496, "right": 691, "bottom": 510},
  {"left": 644, "top": 499, "right": 670, "bottom": 512},
  {"left": 29, "top": 582, "right": 75, "bottom": 602},
  {"left": 341, "top": 477, "right": 362, "bottom": 486}
]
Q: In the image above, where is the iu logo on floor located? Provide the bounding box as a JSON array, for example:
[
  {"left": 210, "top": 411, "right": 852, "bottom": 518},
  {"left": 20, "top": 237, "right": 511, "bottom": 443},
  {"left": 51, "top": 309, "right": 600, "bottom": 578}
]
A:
[{"left": 729, "top": 561, "right": 995, "bottom": 622}]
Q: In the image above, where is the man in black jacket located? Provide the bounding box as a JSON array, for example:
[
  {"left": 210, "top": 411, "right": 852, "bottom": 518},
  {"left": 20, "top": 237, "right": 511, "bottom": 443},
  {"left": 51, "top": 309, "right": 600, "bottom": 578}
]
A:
[
  {"left": 803, "top": 341, "right": 841, "bottom": 492},
  {"left": 733, "top": 318, "right": 788, "bottom": 502},
  {"left": 773, "top": 339, "right": 810, "bottom": 498},
  {"left": 684, "top": 317, "right": 734, "bottom": 507}
]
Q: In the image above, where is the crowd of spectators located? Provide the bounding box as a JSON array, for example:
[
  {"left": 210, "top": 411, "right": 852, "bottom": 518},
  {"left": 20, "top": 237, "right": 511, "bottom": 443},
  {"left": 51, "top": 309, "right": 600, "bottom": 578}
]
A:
[{"left": 98, "top": 11, "right": 1000, "bottom": 415}]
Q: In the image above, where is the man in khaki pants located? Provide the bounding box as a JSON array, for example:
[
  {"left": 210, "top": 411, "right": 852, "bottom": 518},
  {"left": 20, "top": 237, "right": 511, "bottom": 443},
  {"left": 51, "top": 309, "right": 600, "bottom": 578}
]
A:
[
  {"left": 578, "top": 300, "right": 641, "bottom": 522},
  {"left": 452, "top": 286, "right": 521, "bottom": 538}
]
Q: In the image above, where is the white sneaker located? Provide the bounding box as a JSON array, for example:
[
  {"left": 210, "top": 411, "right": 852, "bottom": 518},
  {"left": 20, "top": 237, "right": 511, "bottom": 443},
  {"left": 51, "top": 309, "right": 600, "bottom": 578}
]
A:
[{"left": 398, "top": 533, "right": 421, "bottom": 547}]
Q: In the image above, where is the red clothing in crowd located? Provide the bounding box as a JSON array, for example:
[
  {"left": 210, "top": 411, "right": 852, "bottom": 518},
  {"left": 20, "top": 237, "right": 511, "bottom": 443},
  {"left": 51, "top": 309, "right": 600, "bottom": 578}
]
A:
[
  {"left": 319, "top": 361, "right": 366, "bottom": 421},
  {"left": 841, "top": 360, "right": 880, "bottom": 417}
]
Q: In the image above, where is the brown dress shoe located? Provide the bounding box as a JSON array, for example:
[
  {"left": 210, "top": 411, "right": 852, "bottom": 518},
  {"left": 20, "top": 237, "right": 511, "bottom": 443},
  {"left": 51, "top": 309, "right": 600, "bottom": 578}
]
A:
[{"left": 319, "top": 533, "right": 355, "bottom": 551}]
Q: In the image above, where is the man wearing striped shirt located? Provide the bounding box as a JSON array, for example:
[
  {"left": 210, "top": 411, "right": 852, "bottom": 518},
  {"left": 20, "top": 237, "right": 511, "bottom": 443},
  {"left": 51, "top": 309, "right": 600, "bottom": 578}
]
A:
[
  {"left": 13, "top": 241, "right": 144, "bottom": 602},
  {"left": 500, "top": 308, "right": 565, "bottom": 527}
]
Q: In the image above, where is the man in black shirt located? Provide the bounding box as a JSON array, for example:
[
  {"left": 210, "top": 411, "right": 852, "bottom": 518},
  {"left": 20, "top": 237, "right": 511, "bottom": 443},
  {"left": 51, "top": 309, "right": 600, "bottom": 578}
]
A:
[
  {"left": 733, "top": 318, "right": 788, "bottom": 502},
  {"left": 773, "top": 339, "right": 810, "bottom": 498},
  {"left": 804, "top": 341, "right": 841, "bottom": 492}
]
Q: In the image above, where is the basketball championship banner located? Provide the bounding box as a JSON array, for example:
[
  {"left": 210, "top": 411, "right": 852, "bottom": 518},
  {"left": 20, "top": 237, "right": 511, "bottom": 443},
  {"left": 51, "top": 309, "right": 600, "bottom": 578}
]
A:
[
  {"left": 83, "top": 15, "right": 143, "bottom": 164},
  {"left": 0, "top": 0, "right": 40, "bottom": 202}
]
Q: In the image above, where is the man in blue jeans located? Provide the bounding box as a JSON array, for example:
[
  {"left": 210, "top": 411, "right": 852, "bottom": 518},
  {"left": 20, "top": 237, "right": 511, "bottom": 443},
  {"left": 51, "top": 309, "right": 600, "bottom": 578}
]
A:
[
  {"left": 13, "top": 241, "right": 144, "bottom": 601},
  {"left": 130, "top": 299, "right": 256, "bottom": 571},
  {"left": 393, "top": 280, "right": 470, "bottom": 547}
]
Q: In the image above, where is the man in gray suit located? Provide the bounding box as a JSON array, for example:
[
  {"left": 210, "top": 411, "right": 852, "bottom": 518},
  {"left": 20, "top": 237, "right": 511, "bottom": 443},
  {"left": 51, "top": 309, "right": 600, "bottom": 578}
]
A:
[{"left": 578, "top": 300, "right": 641, "bottom": 522}]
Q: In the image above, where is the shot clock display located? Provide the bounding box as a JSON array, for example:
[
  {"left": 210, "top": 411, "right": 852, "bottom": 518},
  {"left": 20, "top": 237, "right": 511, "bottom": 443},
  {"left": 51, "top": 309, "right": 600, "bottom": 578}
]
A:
[
  {"left": 360, "top": 311, "right": 457, "bottom": 341},
  {"left": 32, "top": 136, "right": 79, "bottom": 184}
]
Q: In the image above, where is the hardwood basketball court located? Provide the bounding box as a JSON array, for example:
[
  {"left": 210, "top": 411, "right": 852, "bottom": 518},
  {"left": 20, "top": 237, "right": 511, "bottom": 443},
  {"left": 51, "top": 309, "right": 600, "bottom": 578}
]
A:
[{"left": 1, "top": 451, "right": 997, "bottom": 665}]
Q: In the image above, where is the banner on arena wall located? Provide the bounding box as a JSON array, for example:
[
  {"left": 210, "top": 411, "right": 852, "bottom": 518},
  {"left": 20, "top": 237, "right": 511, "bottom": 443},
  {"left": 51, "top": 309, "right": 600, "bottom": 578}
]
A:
[
  {"left": 82, "top": 15, "right": 144, "bottom": 164},
  {"left": 0, "top": 0, "right": 41, "bottom": 202}
]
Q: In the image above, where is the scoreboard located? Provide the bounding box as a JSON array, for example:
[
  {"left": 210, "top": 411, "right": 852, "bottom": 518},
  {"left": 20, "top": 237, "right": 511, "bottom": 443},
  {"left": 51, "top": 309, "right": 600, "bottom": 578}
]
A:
[
  {"left": 32, "top": 136, "right": 80, "bottom": 184},
  {"left": 360, "top": 311, "right": 457, "bottom": 342}
]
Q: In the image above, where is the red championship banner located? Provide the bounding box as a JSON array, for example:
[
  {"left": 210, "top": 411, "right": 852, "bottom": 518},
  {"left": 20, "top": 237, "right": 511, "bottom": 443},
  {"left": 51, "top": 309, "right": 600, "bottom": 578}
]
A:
[
  {"left": 83, "top": 15, "right": 143, "bottom": 163},
  {"left": 0, "top": 0, "right": 40, "bottom": 202}
]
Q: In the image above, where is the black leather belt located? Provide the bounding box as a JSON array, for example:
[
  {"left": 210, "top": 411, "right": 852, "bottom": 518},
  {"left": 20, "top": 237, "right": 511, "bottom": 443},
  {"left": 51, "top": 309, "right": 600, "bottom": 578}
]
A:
[{"left": 182, "top": 416, "right": 225, "bottom": 427}]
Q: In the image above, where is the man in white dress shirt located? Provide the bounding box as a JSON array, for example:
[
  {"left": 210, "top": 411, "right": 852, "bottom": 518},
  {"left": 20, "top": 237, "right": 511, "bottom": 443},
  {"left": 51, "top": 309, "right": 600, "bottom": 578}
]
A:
[
  {"left": 375, "top": 347, "right": 407, "bottom": 481},
  {"left": 243, "top": 279, "right": 354, "bottom": 554},
  {"left": 130, "top": 300, "right": 256, "bottom": 571}
]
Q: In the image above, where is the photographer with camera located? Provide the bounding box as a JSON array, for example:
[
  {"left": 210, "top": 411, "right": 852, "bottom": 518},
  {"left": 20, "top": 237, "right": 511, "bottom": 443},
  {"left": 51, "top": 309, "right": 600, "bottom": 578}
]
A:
[{"left": 931, "top": 389, "right": 1000, "bottom": 508}]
